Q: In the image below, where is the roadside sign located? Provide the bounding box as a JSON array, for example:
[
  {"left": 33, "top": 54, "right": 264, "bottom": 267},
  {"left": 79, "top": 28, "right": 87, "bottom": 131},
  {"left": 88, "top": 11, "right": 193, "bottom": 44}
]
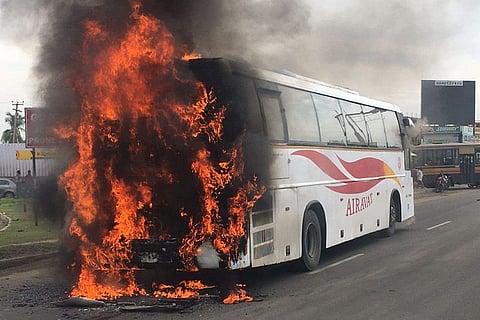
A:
[
  {"left": 25, "top": 108, "right": 59, "bottom": 148},
  {"left": 16, "top": 149, "right": 58, "bottom": 160}
]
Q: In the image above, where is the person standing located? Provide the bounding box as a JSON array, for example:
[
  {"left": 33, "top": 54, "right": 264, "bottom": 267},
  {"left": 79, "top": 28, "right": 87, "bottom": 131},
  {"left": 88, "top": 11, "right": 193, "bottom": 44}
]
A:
[
  {"left": 15, "top": 170, "right": 22, "bottom": 183},
  {"left": 14, "top": 170, "right": 23, "bottom": 197},
  {"left": 416, "top": 168, "right": 424, "bottom": 188},
  {"left": 24, "top": 170, "right": 34, "bottom": 197}
]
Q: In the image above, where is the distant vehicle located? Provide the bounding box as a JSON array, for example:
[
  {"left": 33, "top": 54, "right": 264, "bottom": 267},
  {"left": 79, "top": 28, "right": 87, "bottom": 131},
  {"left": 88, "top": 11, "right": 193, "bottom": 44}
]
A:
[
  {"left": 412, "top": 142, "right": 480, "bottom": 188},
  {"left": 0, "top": 178, "right": 16, "bottom": 198}
]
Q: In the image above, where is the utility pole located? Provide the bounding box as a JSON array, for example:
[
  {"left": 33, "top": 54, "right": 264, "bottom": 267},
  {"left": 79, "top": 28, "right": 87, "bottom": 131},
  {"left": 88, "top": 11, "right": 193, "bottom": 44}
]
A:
[{"left": 11, "top": 101, "right": 24, "bottom": 143}]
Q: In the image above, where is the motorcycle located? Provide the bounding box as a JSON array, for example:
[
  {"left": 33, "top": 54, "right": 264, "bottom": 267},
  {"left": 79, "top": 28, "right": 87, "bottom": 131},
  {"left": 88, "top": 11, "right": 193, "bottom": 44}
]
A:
[{"left": 435, "top": 174, "right": 449, "bottom": 193}]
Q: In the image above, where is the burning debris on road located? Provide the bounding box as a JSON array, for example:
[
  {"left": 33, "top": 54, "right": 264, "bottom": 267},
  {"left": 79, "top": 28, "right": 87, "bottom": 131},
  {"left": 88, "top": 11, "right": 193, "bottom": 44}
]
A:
[
  {"left": 39, "top": 0, "right": 265, "bottom": 304},
  {"left": 53, "top": 280, "right": 229, "bottom": 313}
]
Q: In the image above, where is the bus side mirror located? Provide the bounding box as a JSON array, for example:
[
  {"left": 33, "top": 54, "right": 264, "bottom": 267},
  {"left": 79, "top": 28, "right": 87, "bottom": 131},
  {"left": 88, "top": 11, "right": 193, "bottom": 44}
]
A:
[{"left": 403, "top": 118, "right": 414, "bottom": 127}]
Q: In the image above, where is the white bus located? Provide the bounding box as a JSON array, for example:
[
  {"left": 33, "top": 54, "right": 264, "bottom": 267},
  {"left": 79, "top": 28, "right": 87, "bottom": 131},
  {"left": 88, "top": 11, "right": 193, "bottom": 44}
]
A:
[{"left": 134, "top": 58, "right": 415, "bottom": 271}]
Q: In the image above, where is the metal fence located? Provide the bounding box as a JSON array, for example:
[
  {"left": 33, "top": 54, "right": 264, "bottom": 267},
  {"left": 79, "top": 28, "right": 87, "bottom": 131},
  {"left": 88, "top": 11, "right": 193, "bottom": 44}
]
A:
[{"left": 0, "top": 143, "right": 58, "bottom": 178}]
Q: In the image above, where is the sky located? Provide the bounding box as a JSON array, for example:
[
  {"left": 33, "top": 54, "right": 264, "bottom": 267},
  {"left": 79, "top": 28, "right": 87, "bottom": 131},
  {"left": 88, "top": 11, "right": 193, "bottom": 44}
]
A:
[
  {"left": 0, "top": 42, "right": 35, "bottom": 133},
  {"left": 1, "top": 0, "right": 480, "bottom": 136}
]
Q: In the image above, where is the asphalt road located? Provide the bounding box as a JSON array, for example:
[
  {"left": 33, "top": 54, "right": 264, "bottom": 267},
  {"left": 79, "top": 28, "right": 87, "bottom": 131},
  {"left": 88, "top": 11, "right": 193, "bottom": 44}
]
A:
[{"left": 1, "top": 187, "right": 479, "bottom": 320}]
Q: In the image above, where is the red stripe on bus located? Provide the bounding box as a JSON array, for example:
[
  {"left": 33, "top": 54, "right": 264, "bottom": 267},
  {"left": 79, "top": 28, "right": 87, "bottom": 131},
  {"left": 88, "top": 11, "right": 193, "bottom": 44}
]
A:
[{"left": 292, "top": 150, "right": 398, "bottom": 194}]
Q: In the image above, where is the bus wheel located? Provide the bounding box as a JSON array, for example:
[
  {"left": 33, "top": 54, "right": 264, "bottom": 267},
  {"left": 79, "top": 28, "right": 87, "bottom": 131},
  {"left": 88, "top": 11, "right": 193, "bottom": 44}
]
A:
[
  {"left": 300, "top": 209, "right": 322, "bottom": 271},
  {"left": 383, "top": 197, "right": 397, "bottom": 237}
]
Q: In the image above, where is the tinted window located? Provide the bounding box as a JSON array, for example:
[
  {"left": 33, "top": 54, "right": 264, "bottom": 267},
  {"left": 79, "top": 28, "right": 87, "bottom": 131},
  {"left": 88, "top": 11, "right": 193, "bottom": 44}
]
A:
[
  {"left": 236, "top": 77, "right": 263, "bottom": 134},
  {"left": 416, "top": 148, "right": 458, "bottom": 166},
  {"left": 279, "top": 86, "right": 320, "bottom": 143},
  {"left": 382, "top": 111, "right": 402, "bottom": 148},
  {"left": 340, "top": 100, "right": 369, "bottom": 147},
  {"left": 313, "top": 94, "right": 346, "bottom": 145},
  {"left": 258, "top": 91, "right": 286, "bottom": 141},
  {"left": 363, "top": 105, "right": 387, "bottom": 148}
]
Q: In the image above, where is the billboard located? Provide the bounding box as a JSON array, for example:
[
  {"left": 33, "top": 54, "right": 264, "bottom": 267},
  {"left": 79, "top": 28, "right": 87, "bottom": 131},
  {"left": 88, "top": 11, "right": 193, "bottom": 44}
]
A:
[
  {"left": 25, "top": 108, "right": 59, "bottom": 148},
  {"left": 421, "top": 80, "right": 475, "bottom": 126}
]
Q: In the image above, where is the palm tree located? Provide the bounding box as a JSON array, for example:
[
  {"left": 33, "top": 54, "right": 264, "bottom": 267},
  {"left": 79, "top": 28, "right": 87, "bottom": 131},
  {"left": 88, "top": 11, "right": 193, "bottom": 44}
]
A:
[{"left": 1, "top": 112, "right": 25, "bottom": 143}]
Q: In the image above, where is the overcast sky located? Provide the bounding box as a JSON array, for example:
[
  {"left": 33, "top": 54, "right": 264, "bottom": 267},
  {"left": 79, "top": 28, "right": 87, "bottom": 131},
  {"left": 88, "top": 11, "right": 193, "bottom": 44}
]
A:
[{"left": 1, "top": 0, "right": 480, "bottom": 136}]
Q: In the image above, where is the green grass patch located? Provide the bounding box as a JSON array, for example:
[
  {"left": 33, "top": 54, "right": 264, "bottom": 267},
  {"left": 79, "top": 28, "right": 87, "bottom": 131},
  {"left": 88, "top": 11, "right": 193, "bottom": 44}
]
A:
[{"left": 0, "top": 198, "right": 60, "bottom": 247}]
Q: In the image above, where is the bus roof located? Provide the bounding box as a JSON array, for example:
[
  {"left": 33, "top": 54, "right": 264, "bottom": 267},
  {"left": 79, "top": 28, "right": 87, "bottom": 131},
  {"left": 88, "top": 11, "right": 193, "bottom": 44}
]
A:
[{"left": 189, "top": 58, "right": 403, "bottom": 114}]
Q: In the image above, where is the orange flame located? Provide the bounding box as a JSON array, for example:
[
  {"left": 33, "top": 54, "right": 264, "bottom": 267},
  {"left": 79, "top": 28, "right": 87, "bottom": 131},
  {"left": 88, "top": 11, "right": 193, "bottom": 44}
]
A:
[
  {"left": 223, "top": 284, "right": 254, "bottom": 304},
  {"left": 182, "top": 52, "right": 202, "bottom": 61},
  {"left": 179, "top": 144, "right": 265, "bottom": 271},
  {"left": 153, "top": 283, "right": 199, "bottom": 300},
  {"left": 60, "top": 3, "right": 180, "bottom": 300},
  {"left": 152, "top": 280, "right": 214, "bottom": 299},
  {"left": 60, "top": 1, "right": 265, "bottom": 301}
]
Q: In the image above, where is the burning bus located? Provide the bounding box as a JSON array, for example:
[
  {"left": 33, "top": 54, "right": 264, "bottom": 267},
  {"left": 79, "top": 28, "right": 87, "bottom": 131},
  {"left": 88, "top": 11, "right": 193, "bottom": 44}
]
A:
[
  {"left": 55, "top": 1, "right": 414, "bottom": 301},
  {"left": 130, "top": 57, "right": 416, "bottom": 272}
]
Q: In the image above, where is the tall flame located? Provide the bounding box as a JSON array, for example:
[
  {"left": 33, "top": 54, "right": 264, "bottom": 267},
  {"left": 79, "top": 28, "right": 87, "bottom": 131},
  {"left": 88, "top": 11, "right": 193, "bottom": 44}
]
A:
[{"left": 58, "top": 1, "right": 264, "bottom": 301}]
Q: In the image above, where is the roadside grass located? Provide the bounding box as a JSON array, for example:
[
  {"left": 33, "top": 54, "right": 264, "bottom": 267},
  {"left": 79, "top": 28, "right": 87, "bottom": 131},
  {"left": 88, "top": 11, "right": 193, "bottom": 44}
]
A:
[{"left": 0, "top": 197, "right": 60, "bottom": 258}]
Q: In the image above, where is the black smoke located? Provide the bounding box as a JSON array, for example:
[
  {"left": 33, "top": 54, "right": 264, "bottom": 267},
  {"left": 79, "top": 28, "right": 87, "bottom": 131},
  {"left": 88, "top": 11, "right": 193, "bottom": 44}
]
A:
[
  {"left": 3, "top": 0, "right": 480, "bottom": 119},
  {"left": 0, "top": 0, "right": 310, "bottom": 229},
  {"left": 2, "top": 1, "right": 286, "bottom": 272},
  {"left": 1, "top": 0, "right": 311, "bottom": 118}
]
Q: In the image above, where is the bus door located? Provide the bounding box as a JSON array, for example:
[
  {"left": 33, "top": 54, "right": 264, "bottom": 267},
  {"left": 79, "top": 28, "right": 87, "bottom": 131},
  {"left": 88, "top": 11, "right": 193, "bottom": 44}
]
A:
[{"left": 460, "top": 154, "right": 475, "bottom": 184}]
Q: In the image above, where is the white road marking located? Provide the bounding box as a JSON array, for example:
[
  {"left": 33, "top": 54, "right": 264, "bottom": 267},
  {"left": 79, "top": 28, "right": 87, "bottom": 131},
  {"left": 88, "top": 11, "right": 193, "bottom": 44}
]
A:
[
  {"left": 309, "top": 253, "right": 365, "bottom": 275},
  {"left": 426, "top": 220, "right": 452, "bottom": 231}
]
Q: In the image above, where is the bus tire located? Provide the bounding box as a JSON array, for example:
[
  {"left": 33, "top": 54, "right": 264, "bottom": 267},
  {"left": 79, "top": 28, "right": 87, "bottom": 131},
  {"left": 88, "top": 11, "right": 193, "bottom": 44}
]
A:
[
  {"left": 300, "top": 209, "right": 322, "bottom": 271},
  {"left": 383, "top": 196, "right": 397, "bottom": 237}
]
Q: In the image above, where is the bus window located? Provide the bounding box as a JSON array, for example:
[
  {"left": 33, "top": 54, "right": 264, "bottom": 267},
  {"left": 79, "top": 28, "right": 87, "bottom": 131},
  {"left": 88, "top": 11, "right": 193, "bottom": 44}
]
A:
[
  {"left": 416, "top": 148, "right": 459, "bottom": 166},
  {"left": 234, "top": 76, "right": 263, "bottom": 135},
  {"left": 279, "top": 85, "right": 320, "bottom": 143},
  {"left": 363, "top": 105, "right": 387, "bottom": 148},
  {"left": 415, "top": 150, "right": 432, "bottom": 166},
  {"left": 443, "top": 148, "right": 457, "bottom": 165},
  {"left": 312, "top": 94, "right": 346, "bottom": 146},
  {"left": 339, "top": 100, "right": 369, "bottom": 147},
  {"left": 382, "top": 111, "right": 402, "bottom": 148},
  {"left": 258, "top": 90, "right": 286, "bottom": 142},
  {"left": 230, "top": 76, "right": 272, "bottom": 181}
]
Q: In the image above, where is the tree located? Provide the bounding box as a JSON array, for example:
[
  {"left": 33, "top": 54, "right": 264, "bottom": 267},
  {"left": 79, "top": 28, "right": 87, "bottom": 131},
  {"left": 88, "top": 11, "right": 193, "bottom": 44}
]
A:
[{"left": 1, "top": 112, "right": 25, "bottom": 143}]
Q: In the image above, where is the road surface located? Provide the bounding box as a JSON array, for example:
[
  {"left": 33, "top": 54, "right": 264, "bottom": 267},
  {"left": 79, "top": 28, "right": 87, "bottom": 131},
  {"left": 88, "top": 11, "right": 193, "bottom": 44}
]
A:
[{"left": 0, "top": 187, "right": 479, "bottom": 319}]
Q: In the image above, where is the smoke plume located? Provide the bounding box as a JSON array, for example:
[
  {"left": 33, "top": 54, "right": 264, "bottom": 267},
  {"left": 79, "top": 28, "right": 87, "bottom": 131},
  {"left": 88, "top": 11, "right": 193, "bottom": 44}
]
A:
[{"left": 3, "top": 0, "right": 479, "bottom": 115}]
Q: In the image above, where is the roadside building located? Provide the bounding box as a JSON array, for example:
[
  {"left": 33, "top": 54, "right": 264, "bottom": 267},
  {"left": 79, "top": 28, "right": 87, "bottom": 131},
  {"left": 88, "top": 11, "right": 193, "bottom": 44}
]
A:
[{"left": 421, "top": 125, "right": 474, "bottom": 144}]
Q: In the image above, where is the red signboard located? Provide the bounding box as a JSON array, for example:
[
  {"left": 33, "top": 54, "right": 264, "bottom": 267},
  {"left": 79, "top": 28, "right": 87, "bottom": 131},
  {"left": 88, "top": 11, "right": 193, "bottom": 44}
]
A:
[{"left": 25, "top": 108, "right": 59, "bottom": 148}]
